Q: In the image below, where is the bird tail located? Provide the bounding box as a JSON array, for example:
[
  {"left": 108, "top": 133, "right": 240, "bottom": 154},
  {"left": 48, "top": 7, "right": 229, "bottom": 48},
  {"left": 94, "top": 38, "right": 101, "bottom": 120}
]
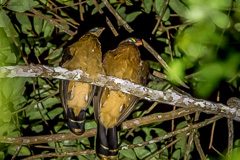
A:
[
  {"left": 96, "top": 122, "right": 118, "bottom": 159},
  {"left": 67, "top": 108, "right": 86, "bottom": 135}
]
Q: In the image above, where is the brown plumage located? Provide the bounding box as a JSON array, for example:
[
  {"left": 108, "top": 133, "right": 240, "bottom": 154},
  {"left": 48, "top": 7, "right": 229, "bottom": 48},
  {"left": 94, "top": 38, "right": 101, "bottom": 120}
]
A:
[
  {"left": 94, "top": 38, "right": 149, "bottom": 159},
  {"left": 60, "top": 27, "right": 105, "bottom": 135}
]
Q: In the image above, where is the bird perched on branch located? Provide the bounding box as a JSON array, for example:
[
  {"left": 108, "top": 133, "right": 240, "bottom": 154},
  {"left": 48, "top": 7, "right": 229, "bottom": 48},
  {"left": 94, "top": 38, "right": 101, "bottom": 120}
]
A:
[
  {"left": 60, "top": 27, "right": 105, "bottom": 135},
  {"left": 94, "top": 38, "right": 149, "bottom": 159}
]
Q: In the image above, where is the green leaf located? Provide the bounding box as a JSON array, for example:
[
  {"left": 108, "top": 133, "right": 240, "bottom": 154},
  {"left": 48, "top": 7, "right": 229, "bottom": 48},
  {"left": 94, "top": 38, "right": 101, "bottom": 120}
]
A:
[
  {"left": 7, "top": 0, "right": 33, "bottom": 12},
  {"left": 116, "top": 7, "right": 127, "bottom": 20},
  {"left": 54, "top": 121, "right": 64, "bottom": 133},
  {"left": 43, "top": 22, "right": 55, "bottom": 37},
  {"left": 234, "top": 23, "right": 240, "bottom": 32},
  {"left": 31, "top": 124, "right": 43, "bottom": 133},
  {"left": 168, "top": 59, "right": 186, "bottom": 85},
  {"left": 175, "top": 138, "right": 187, "bottom": 158},
  {"left": 0, "top": 151, "right": 4, "bottom": 160},
  {"left": 147, "top": 80, "right": 169, "bottom": 91},
  {"left": 169, "top": 0, "right": 188, "bottom": 17},
  {"left": 91, "top": 2, "right": 105, "bottom": 15},
  {"left": 47, "top": 107, "right": 63, "bottom": 119},
  {"left": 149, "top": 61, "right": 162, "bottom": 71},
  {"left": 42, "top": 97, "right": 59, "bottom": 109},
  {"left": 142, "top": 0, "right": 153, "bottom": 14},
  {"left": 210, "top": 10, "right": 230, "bottom": 29},
  {"left": 155, "top": 0, "right": 170, "bottom": 21},
  {"left": 119, "top": 143, "right": 136, "bottom": 159},
  {"left": 8, "top": 146, "right": 31, "bottom": 156},
  {"left": 0, "top": 10, "right": 10, "bottom": 28},
  {"left": 85, "top": 120, "right": 97, "bottom": 130},
  {"left": 16, "top": 13, "right": 32, "bottom": 34},
  {"left": 133, "top": 136, "right": 151, "bottom": 159},
  {"left": 0, "top": 122, "right": 16, "bottom": 136},
  {"left": 171, "top": 149, "right": 181, "bottom": 160},
  {"left": 33, "top": 17, "right": 43, "bottom": 35},
  {"left": 234, "top": 139, "right": 240, "bottom": 147},
  {"left": 176, "top": 121, "right": 188, "bottom": 129},
  {"left": 126, "top": 11, "right": 142, "bottom": 23},
  {"left": 1, "top": 110, "right": 11, "bottom": 122},
  {"left": 0, "top": 0, "right": 7, "bottom": 5}
]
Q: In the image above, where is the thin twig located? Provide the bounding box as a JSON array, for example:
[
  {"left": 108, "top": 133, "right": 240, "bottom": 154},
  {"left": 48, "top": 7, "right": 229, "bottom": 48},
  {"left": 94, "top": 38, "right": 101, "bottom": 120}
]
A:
[
  {"left": 11, "top": 145, "right": 22, "bottom": 160},
  {"left": 212, "top": 146, "right": 225, "bottom": 158},
  {"left": 146, "top": 135, "right": 188, "bottom": 160},
  {"left": 33, "top": 79, "right": 54, "bottom": 135},
  {"left": 209, "top": 121, "right": 216, "bottom": 149},
  {"left": 29, "top": 8, "right": 76, "bottom": 36},
  {"left": 101, "top": 0, "right": 134, "bottom": 33},
  {"left": 166, "top": 26, "right": 173, "bottom": 61},
  {"left": 142, "top": 39, "right": 189, "bottom": 89},
  {"left": 170, "top": 105, "right": 176, "bottom": 154},
  {"left": 0, "top": 108, "right": 197, "bottom": 145},
  {"left": 18, "top": 115, "right": 222, "bottom": 159},
  {"left": 22, "top": 149, "right": 96, "bottom": 160},
  {"left": 106, "top": 16, "right": 119, "bottom": 36},
  {"left": 152, "top": 0, "right": 170, "bottom": 35},
  {"left": 121, "top": 115, "right": 223, "bottom": 151},
  {"left": 79, "top": 0, "right": 84, "bottom": 21},
  {"left": 194, "top": 134, "right": 206, "bottom": 160},
  {"left": 12, "top": 90, "right": 59, "bottom": 114},
  {"left": 159, "top": 22, "right": 192, "bottom": 32},
  {"left": 184, "top": 131, "right": 194, "bottom": 160},
  {"left": 215, "top": 0, "right": 233, "bottom": 54},
  {"left": 227, "top": 118, "right": 234, "bottom": 157},
  {"left": 125, "top": 102, "right": 158, "bottom": 138},
  {"left": 91, "top": 0, "right": 104, "bottom": 14},
  {"left": 153, "top": 70, "right": 168, "bottom": 80}
]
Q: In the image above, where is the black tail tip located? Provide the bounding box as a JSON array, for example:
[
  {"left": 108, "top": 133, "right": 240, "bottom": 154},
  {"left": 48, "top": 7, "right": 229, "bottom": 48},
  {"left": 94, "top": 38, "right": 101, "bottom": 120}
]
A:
[
  {"left": 96, "top": 123, "right": 118, "bottom": 159},
  {"left": 67, "top": 109, "right": 86, "bottom": 135}
]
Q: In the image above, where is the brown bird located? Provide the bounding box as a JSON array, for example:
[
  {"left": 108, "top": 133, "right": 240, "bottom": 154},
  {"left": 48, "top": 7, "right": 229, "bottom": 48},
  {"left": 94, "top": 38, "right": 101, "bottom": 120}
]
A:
[
  {"left": 60, "top": 27, "right": 105, "bottom": 135},
  {"left": 94, "top": 38, "right": 149, "bottom": 159}
]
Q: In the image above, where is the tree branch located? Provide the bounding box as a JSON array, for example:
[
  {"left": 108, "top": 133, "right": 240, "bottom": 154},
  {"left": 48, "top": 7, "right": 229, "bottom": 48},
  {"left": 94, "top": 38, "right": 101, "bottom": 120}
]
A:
[
  {"left": 13, "top": 114, "right": 222, "bottom": 159},
  {"left": 0, "top": 65, "right": 239, "bottom": 119},
  {"left": 0, "top": 108, "right": 195, "bottom": 145},
  {"left": 0, "top": 65, "right": 239, "bottom": 121}
]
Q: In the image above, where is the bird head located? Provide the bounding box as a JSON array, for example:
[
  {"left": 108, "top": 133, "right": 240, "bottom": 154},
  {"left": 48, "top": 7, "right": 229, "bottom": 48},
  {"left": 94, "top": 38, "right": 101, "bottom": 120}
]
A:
[
  {"left": 89, "top": 27, "right": 105, "bottom": 37},
  {"left": 123, "top": 37, "right": 142, "bottom": 46}
]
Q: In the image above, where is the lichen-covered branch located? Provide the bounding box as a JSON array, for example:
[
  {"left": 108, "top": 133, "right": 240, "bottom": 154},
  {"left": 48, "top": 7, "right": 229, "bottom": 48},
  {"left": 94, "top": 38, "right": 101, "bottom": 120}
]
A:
[
  {"left": 10, "top": 114, "right": 222, "bottom": 159},
  {"left": 0, "top": 108, "right": 194, "bottom": 145},
  {"left": 0, "top": 65, "right": 239, "bottom": 121}
]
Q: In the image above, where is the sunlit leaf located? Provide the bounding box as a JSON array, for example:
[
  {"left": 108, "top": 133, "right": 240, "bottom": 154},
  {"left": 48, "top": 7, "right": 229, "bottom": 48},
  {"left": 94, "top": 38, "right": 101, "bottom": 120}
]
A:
[
  {"left": 0, "top": 0, "right": 7, "bottom": 4},
  {"left": 210, "top": 10, "right": 230, "bottom": 29},
  {"left": 0, "top": 10, "right": 10, "bottom": 28},
  {"left": 234, "top": 23, "right": 240, "bottom": 32},
  {"left": 169, "top": 0, "right": 188, "bottom": 17},
  {"left": 155, "top": 0, "right": 170, "bottom": 21}
]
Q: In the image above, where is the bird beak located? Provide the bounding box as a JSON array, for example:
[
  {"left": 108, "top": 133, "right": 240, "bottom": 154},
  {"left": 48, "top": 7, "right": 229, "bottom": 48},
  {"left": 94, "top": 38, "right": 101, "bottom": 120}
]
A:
[
  {"left": 135, "top": 40, "right": 142, "bottom": 46},
  {"left": 96, "top": 27, "right": 105, "bottom": 37}
]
